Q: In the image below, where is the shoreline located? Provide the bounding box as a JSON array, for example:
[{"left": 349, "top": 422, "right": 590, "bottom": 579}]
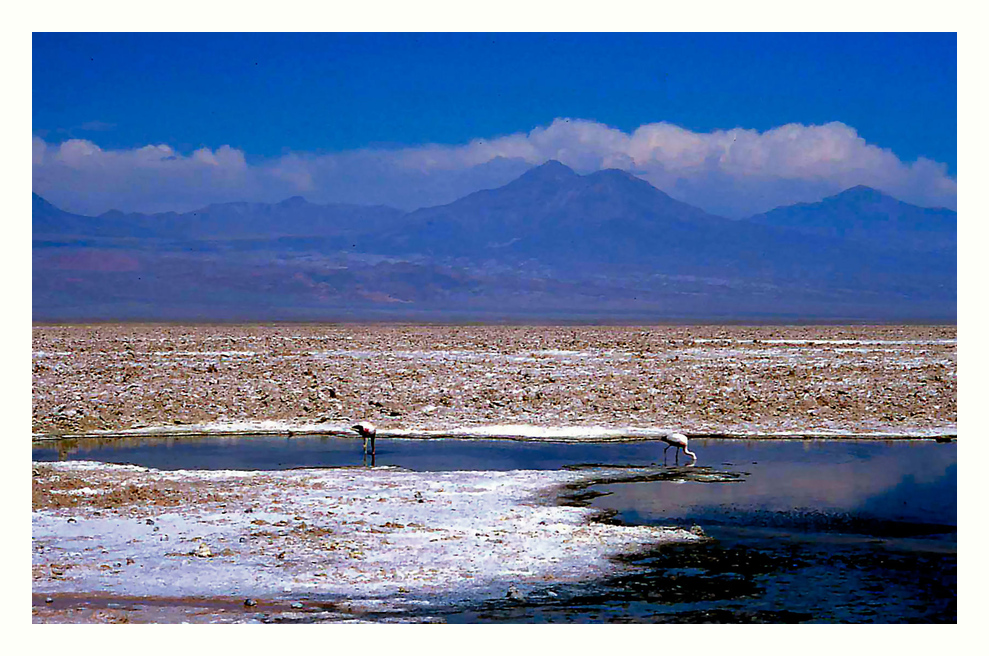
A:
[{"left": 32, "top": 420, "right": 958, "bottom": 443}]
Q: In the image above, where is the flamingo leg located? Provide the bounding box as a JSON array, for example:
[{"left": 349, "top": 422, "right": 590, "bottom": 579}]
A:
[{"left": 663, "top": 444, "right": 671, "bottom": 464}]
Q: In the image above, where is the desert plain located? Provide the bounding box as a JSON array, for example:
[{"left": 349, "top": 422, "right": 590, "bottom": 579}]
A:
[
  {"left": 31, "top": 323, "right": 956, "bottom": 622},
  {"left": 32, "top": 323, "right": 956, "bottom": 437}
]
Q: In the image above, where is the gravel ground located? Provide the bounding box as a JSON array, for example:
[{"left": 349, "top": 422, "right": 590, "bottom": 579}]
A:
[{"left": 32, "top": 323, "right": 956, "bottom": 437}]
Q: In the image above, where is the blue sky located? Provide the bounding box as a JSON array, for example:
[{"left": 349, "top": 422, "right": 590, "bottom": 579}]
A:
[{"left": 32, "top": 32, "right": 957, "bottom": 216}]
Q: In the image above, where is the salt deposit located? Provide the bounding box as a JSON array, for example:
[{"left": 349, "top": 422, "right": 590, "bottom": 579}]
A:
[{"left": 33, "top": 460, "right": 704, "bottom": 620}]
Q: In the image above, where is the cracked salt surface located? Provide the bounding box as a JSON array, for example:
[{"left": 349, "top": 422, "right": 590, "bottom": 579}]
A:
[{"left": 33, "top": 461, "right": 703, "bottom": 618}]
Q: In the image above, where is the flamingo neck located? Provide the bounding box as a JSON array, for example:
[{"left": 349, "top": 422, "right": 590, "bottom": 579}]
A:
[{"left": 683, "top": 447, "right": 697, "bottom": 460}]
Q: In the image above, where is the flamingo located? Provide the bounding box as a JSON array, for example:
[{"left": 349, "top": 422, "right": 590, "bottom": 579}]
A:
[
  {"left": 352, "top": 422, "right": 377, "bottom": 457},
  {"left": 661, "top": 432, "right": 696, "bottom": 465}
]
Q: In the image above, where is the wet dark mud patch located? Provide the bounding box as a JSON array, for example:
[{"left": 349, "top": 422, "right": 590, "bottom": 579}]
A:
[
  {"left": 441, "top": 530, "right": 955, "bottom": 623},
  {"left": 552, "top": 464, "right": 744, "bottom": 513},
  {"left": 440, "top": 541, "right": 795, "bottom": 623}
]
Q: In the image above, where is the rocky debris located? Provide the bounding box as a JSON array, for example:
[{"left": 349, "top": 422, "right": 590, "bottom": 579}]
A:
[
  {"left": 32, "top": 463, "right": 234, "bottom": 513},
  {"left": 32, "top": 324, "right": 956, "bottom": 437}
]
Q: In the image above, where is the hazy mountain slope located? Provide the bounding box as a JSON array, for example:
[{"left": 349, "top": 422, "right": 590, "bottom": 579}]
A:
[
  {"left": 745, "top": 185, "right": 957, "bottom": 254},
  {"left": 34, "top": 193, "right": 405, "bottom": 241},
  {"left": 31, "top": 163, "right": 957, "bottom": 321},
  {"left": 375, "top": 162, "right": 953, "bottom": 292},
  {"left": 381, "top": 161, "right": 726, "bottom": 261}
]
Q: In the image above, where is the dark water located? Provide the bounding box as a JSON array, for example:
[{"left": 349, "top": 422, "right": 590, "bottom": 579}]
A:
[
  {"left": 446, "top": 439, "right": 956, "bottom": 624},
  {"left": 33, "top": 436, "right": 956, "bottom": 623},
  {"left": 32, "top": 434, "right": 707, "bottom": 471}
]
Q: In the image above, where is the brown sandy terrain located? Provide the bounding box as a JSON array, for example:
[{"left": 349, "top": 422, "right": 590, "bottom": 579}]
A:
[{"left": 32, "top": 324, "right": 956, "bottom": 437}]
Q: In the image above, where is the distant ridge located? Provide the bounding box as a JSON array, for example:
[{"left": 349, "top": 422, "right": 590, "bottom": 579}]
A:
[
  {"left": 745, "top": 185, "right": 956, "bottom": 254},
  {"left": 35, "top": 194, "right": 406, "bottom": 241},
  {"left": 32, "top": 164, "right": 956, "bottom": 322}
]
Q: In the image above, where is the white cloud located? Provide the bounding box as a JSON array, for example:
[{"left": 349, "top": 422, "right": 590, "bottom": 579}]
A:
[
  {"left": 32, "top": 137, "right": 253, "bottom": 214},
  {"left": 32, "top": 119, "right": 956, "bottom": 218},
  {"left": 268, "top": 153, "right": 315, "bottom": 191}
]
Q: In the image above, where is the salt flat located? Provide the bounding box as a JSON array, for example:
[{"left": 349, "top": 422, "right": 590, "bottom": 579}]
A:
[
  {"left": 31, "top": 323, "right": 955, "bottom": 622},
  {"left": 32, "top": 460, "right": 704, "bottom": 622}
]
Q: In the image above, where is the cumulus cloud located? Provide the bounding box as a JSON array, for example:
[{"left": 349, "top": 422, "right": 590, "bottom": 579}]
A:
[
  {"left": 32, "top": 119, "right": 956, "bottom": 218},
  {"left": 32, "top": 137, "right": 256, "bottom": 214}
]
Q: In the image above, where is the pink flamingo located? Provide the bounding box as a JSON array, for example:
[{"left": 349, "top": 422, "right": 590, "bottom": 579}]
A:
[
  {"left": 352, "top": 422, "right": 377, "bottom": 457},
  {"left": 662, "top": 432, "right": 696, "bottom": 465}
]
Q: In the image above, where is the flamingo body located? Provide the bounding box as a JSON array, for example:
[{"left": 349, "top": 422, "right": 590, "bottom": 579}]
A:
[
  {"left": 661, "top": 432, "right": 696, "bottom": 465},
  {"left": 352, "top": 422, "right": 377, "bottom": 456}
]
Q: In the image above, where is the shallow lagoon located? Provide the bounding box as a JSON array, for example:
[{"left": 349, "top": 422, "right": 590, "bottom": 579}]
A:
[
  {"left": 32, "top": 437, "right": 956, "bottom": 623},
  {"left": 486, "top": 439, "right": 956, "bottom": 623}
]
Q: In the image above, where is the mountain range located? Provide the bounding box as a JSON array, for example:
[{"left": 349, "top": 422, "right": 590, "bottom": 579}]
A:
[{"left": 32, "top": 161, "right": 956, "bottom": 322}]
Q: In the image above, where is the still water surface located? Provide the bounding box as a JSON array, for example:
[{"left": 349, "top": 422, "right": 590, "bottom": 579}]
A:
[
  {"left": 32, "top": 434, "right": 732, "bottom": 471},
  {"left": 572, "top": 439, "right": 955, "bottom": 623},
  {"left": 33, "top": 436, "right": 956, "bottom": 623}
]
